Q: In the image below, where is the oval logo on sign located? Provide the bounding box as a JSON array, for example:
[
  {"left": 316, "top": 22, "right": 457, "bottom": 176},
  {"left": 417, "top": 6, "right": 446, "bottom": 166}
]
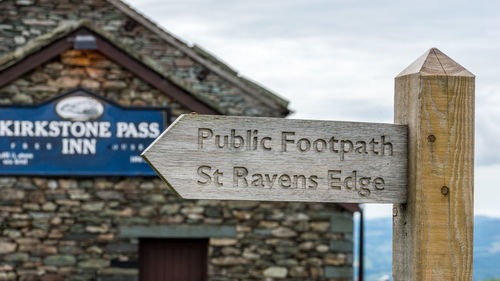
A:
[{"left": 56, "top": 96, "right": 104, "bottom": 121}]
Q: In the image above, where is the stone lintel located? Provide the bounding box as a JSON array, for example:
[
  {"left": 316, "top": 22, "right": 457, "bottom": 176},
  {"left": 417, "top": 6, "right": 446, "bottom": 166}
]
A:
[{"left": 119, "top": 225, "right": 236, "bottom": 238}]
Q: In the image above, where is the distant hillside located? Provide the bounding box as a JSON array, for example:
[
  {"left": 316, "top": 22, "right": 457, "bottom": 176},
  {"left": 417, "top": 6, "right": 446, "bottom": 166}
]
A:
[
  {"left": 473, "top": 216, "right": 500, "bottom": 280},
  {"left": 361, "top": 215, "right": 500, "bottom": 281},
  {"left": 363, "top": 216, "right": 392, "bottom": 280}
]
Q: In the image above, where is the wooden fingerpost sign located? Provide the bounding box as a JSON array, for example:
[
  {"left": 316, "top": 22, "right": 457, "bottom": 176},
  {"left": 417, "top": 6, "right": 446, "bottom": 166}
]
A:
[
  {"left": 142, "top": 48, "right": 474, "bottom": 280},
  {"left": 142, "top": 115, "right": 407, "bottom": 203},
  {"left": 393, "top": 48, "right": 474, "bottom": 280}
]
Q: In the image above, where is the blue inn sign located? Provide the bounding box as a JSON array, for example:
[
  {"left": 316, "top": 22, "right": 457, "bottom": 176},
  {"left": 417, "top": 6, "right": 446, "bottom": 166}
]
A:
[{"left": 0, "top": 88, "right": 170, "bottom": 176}]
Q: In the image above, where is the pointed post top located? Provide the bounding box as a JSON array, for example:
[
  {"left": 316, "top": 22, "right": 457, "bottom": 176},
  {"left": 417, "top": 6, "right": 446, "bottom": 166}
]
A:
[{"left": 397, "top": 48, "right": 474, "bottom": 77}]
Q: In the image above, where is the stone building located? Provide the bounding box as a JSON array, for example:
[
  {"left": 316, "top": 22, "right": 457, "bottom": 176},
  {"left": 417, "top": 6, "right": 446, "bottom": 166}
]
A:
[{"left": 0, "top": 1, "right": 358, "bottom": 280}]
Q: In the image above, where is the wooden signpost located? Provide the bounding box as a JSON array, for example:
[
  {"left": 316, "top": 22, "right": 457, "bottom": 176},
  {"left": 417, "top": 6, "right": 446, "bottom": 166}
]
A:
[
  {"left": 393, "top": 48, "right": 474, "bottom": 281},
  {"left": 142, "top": 48, "right": 474, "bottom": 281}
]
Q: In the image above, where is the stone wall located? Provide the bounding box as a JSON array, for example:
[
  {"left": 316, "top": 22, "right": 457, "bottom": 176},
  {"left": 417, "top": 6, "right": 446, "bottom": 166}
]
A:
[
  {"left": 0, "top": 49, "right": 190, "bottom": 117},
  {"left": 0, "top": 0, "right": 288, "bottom": 117},
  {"left": 0, "top": 176, "right": 353, "bottom": 281}
]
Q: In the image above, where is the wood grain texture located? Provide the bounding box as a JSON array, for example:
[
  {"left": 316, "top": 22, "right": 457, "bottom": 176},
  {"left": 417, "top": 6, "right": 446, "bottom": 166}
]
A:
[
  {"left": 393, "top": 48, "right": 474, "bottom": 281},
  {"left": 143, "top": 114, "right": 407, "bottom": 203}
]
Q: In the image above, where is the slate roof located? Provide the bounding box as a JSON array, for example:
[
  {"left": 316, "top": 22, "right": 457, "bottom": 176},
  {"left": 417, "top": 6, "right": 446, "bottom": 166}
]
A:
[
  {"left": 0, "top": 0, "right": 290, "bottom": 117},
  {"left": 106, "top": 0, "right": 290, "bottom": 112}
]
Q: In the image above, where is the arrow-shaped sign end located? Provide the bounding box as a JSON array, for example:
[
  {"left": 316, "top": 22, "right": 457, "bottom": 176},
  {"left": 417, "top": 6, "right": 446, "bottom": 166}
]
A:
[{"left": 141, "top": 114, "right": 189, "bottom": 199}]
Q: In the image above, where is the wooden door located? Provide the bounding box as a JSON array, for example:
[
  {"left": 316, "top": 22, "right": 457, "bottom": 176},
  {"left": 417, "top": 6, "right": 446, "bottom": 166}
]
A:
[{"left": 139, "top": 238, "right": 208, "bottom": 281}]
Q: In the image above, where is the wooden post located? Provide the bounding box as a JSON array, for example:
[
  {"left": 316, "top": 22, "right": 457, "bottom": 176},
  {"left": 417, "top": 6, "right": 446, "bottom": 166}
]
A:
[{"left": 393, "top": 48, "right": 475, "bottom": 280}]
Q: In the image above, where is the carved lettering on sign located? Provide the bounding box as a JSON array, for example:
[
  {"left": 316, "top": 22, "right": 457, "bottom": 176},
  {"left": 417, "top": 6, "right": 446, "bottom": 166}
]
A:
[
  {"left": 195, "top": 165, "right": 386, "bottom": 198},
  {"left": 198, "top": 128, "right": 394, "bottom": 161},
  {"left": 192, "top": 126, "right": 400, "bottom": 199}
]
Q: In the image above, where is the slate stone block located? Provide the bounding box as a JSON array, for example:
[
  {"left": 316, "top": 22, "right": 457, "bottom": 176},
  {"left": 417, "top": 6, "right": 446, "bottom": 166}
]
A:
[
  {"left": 330, "top": 212, "right": 353, "bottom": 233},
  {"left": 330, "top": 239, "right": 353, "bottom": 252},
  {"left": 324, "top": 266, "right": 353, "bottom": 278}
]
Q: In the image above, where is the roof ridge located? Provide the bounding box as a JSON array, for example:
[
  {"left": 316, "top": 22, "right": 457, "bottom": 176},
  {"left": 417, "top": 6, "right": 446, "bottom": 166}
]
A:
[
  {"left": 0, "top": 20, "right": 82, "bottom": 71},
  {"left": 191, "top": 44, "right": 238, "bottom": 76}
]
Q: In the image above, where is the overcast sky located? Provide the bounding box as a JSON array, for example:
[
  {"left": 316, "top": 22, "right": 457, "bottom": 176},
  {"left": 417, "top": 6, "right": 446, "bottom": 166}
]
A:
[{"left": 126, "top": 0, "right": 500, "bottom": 218}]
